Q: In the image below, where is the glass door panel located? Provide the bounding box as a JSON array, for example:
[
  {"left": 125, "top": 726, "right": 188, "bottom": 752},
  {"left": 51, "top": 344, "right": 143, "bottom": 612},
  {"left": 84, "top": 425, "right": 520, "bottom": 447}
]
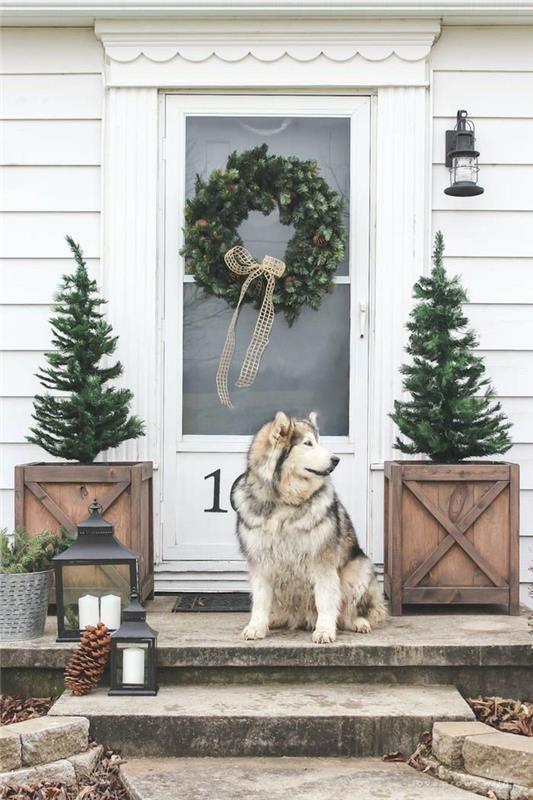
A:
[{"left": 183, "top": 114, "right": 351, "bottom": 435}]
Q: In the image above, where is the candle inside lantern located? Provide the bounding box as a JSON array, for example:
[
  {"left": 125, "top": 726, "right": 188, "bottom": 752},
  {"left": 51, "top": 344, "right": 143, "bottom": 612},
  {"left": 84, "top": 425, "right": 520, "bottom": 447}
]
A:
[
  {"left": 122, "top": 647, "right": 145, "bottom": 685},
  {"left": 100, "top": 594, "right": 121, "bottom": 630},
  {"left": 78, "top": 594, "right": 99, "bottom": 629}
]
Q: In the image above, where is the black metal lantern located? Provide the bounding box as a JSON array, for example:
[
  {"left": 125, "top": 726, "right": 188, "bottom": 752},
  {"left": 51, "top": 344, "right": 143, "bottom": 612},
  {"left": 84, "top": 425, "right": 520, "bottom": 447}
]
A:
[
  {"left": 445, "top": 109, "right": 484, "bottom": 197},
  {"left": 53, "top": 500, "right": 138, "bottom": 642},
  {"left": 108, "top": 591, "right": 158, "bottom": 696}
]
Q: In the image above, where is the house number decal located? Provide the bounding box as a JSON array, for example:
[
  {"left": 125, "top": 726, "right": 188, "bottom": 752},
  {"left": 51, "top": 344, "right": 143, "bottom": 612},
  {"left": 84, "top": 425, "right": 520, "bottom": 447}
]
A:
[{"left": 203, "top": 469, "right": 228, "bottom": 513}]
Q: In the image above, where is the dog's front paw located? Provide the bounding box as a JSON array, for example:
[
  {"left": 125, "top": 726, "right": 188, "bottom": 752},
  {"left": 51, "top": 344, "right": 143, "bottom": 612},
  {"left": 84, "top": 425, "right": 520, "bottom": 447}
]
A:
[
  {"left": 312, "top": 627, "right": 336, "bottom": 644},
  {"left": 242, "top": 623, "right": 268, "bottom": 640},
  {"left": 353, "top": 617, "right": 372, "bottom": 634}
]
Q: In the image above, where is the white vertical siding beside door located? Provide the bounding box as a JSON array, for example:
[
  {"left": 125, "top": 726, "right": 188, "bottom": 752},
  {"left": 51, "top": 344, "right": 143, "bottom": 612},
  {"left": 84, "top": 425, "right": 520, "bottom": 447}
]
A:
[
  {"left": 369, "top": 85, "right": 429, "bottom": 565},
  {"left": 101, "top": 86, "right": 161, "bottom": 560},
  {"left": 430, "top": 26, "right": 533, "bottom": 607},
  {"left": 0, "top": 28, "right": 104, "bottom": 529}
]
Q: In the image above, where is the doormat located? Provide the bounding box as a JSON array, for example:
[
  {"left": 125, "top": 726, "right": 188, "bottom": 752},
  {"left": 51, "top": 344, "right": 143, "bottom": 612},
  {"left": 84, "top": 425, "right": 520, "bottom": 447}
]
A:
[{"left": 172, "top": 592, "right": 251, "bottom": 612}]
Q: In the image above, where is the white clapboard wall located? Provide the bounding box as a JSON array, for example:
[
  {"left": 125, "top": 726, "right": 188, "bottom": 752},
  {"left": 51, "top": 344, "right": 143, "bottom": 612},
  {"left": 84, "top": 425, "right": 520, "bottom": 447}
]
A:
[
  {"left": 370, "top": 25, "right": 533, "bottom": 607},
  {"left": 0, "top": 28, "right": 104, "bottom": 527},
  {"left": 433, "top": 26, "right": 533, "bottom": 607},
  {"left": 0, "top": 24, "right": 532, "bottom": 606}
]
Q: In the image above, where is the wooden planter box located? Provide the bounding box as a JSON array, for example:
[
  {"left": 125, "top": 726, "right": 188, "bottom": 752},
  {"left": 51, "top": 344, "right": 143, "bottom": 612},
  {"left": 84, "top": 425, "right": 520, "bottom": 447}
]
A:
[
  {"left": 383, "top": 461, "right": 519, "bottom": 615},
  {"left": 15, "top": 462, "right": 154, "bottom": 601}
]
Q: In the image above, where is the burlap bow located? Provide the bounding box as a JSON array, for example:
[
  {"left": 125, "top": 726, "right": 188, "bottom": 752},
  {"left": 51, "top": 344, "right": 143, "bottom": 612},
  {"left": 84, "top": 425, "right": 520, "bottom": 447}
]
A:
[{"left": 217, "top": 246, "right": 286, "bottom": 408}]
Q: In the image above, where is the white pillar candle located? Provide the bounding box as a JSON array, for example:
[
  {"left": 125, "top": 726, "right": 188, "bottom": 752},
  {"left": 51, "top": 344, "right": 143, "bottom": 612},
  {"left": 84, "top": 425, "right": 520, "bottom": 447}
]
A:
[
  {"left": 122, "top": 647, "right": 145, "bottom": 685},
  {"left": 100, "top": 594, "right": 121, "bottom": 630},
  {"left": 78, "top": 594, "right": 99, "bottom": 629}
]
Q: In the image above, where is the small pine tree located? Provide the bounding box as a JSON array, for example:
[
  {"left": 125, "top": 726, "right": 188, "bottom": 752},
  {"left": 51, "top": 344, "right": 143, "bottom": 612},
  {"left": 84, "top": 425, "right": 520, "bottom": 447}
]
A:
[
  {"left": 27, "top": 236, "right": 144, "bottom": 462},
  {"left": 391, "top": 231, "right": 512, "bottom": 463}
]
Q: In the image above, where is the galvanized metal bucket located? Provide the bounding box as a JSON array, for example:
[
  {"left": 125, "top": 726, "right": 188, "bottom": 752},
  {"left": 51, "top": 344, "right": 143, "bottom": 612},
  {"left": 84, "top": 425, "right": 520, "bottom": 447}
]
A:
[{"left": 0, "top": 569, "right": 52, "bottom": 641}]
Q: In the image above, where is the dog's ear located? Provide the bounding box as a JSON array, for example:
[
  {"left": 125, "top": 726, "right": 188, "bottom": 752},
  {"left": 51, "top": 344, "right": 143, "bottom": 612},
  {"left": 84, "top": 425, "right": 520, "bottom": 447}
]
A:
[
  {"left": 308, "top": 411, "right": 319, "bottom": 432},
  {"left": 270, "top": 411, "right": 292, "bottom": 443}
]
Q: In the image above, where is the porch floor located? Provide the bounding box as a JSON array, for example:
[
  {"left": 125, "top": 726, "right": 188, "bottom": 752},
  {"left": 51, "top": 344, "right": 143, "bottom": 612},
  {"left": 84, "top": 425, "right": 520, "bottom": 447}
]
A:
[{"left": 1, "top": 597, "right": 531, "bottom": 671}]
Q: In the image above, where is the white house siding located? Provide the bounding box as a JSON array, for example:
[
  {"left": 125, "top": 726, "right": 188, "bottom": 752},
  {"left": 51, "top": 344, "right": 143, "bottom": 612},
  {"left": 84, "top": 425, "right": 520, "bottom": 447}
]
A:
[
  {"left": 430, "top": 26, "right": 533, "bottom": 606},
  {"left": 0, "top": 21, "right": 532, "bottom": 607},
  {"left": 0, "top": 28, "right": 104, "bottom": 529}
]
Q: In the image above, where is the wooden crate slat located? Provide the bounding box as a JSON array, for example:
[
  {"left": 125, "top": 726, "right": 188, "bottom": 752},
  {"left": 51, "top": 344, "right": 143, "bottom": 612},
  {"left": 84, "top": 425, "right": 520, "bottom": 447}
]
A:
[
  {"left": 23, "top": 465, "right": 134, "bottom": 482},
  {"left": 399, "top": 464, "right": 510, "bottom": 481},
  {"left": 509, "top": 463, "right": 520, "bottom": 614},
  {"left": 402, "top": 586, "right": 510, "bottom": 604},
  {"left": 25, "top": 480, "right": 78, "bottom": 534},
  {"left": 390, "top": 463, "right": 403, "bottom": 616},
  {"left": 456, "top": 480, "right": 509, "bottom": 533},
  {"left": 404, "top": 534, "right": 455, "bottom": 588},
  {"left": 100, "top": 480, "right": 131, "bottom": 513}
]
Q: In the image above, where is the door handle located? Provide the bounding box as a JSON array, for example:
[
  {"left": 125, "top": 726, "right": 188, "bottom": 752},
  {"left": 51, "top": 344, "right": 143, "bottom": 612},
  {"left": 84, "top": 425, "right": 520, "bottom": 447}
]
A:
[{"left": 359, "top": 302, "right": 368, "bottom": 339}]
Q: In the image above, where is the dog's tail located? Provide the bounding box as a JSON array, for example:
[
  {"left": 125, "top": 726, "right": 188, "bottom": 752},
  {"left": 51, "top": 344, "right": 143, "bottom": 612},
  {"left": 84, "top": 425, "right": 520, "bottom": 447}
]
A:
[
  {"left": 365, "top": 575, "right": 389, "bottom": 627},
  {"left": 367, "top": 577, "right": 388, "bottom": 625}
]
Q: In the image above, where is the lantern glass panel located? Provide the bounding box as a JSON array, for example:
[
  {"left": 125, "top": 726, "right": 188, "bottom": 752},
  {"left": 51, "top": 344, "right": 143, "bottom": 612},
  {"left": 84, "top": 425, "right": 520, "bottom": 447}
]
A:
[
  {"left": 451, "top": 155, "right": 478, "bottom": 185},
  {"left": 115, "top": 641, "right": 150, "bottom": 687},
  {"left": 60, "top": 564, "right": 131, "bottom": 633}
]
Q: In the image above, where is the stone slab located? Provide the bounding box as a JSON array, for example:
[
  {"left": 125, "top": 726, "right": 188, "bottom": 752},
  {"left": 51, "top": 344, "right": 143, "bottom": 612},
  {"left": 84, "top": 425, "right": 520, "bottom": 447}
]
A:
[
  {"left": 120, "top": 756, "right": 482, "bottom": 800},
  {"left": 7, "top": 715, "right": 89, "bottom": 766},
  {"left": 1, "top": 603, "right": 531, "bottom": 669},
  {"left": 0, "top": 727, "right": 21, "bottom": 771},
  {"left": 50, "top": 683, "right": 473, "bottom": 758},
  {"left": 69, "top": 744, "right": 103, "bottom": 780},
  {"left": 438, "top": 764, "right": 511, "bottom": 800},
  {"left": 463, "top": 732, "right": 533, "bottom": 789},
  {"left": 0, "top": 757, "right": 76, "bottom": 788},
  {"left": 511, "top": 786, "right": 533, "bottom": 800},
  {"left": 433, "top": 720, "right": 497, "bottom": 767}
]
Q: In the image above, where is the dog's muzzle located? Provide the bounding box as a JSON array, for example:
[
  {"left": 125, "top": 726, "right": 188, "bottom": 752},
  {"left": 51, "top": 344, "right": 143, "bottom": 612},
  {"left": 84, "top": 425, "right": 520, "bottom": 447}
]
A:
[{"left": 306, "top": 456, "right": 340, "bottom": 477}]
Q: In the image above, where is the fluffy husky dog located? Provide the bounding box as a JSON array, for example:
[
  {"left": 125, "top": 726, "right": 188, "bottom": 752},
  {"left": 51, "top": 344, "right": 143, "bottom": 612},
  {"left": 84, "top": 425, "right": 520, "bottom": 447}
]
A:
[{"left": 232, "top": 411, "right": 387, "bottom": 643}]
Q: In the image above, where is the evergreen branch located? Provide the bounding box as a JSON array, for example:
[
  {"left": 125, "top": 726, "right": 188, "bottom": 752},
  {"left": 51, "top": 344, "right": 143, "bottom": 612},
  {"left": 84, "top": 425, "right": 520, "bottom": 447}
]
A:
[{"left": 27, "top": 236, "right": 145, "bottom": 462}]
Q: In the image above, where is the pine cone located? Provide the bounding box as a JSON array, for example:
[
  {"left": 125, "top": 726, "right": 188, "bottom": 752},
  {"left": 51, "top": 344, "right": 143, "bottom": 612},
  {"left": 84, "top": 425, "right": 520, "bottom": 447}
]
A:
[
  {"left": 64, "top": 623, "right": 111, "bottom": 696},
  {"left": 312, "top": 234, "right": 326, "bottom": 248},
  {"left": 195, "top": 218, "right": 208, "bottom": 229}
]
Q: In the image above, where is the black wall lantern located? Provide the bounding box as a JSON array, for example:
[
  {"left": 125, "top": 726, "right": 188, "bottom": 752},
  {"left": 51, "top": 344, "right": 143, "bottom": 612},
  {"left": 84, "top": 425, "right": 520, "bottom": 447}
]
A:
[
  {"left": 445, "top": 109, "right": 484, "bottom": 197},
  {"left": 108, "top": 591, "right": 158, "bottom": 696},
  {"left": 53, "top": 500, "right": 139, "bottom": 642}
]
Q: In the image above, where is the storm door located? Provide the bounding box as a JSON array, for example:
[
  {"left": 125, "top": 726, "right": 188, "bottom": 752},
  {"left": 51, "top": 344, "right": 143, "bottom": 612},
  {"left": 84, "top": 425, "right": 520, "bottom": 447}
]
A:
[{"left": 161, "top": 94, "right": 371, "bottom": 588}]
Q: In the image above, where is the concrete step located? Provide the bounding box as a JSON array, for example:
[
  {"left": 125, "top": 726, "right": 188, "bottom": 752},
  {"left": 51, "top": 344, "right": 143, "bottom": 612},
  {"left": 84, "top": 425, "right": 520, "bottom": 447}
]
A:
[
  {"left": 50, "top": 683, "right": 474, "bottom": 758},
  {"left": 120, "top": 756, "right": 481, "bottom": 799},
  {"left": 3, "top": 607, "right": 531, "bottom": 699}
]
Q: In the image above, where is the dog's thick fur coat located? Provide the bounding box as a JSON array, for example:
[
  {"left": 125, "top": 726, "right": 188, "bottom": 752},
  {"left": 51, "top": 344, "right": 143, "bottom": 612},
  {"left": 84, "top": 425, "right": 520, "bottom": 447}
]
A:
[{"left": 232, "top": 412, "right": 387, "bottom": 643}]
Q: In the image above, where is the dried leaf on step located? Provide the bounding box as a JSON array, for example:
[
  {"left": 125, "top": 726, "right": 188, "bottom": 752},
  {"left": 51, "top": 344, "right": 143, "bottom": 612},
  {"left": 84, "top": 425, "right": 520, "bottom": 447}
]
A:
[
  {"left": 0, "top": 696, "right": 54, "bottom": 726},
  {"left": 382, "top": 751, "right": 406, "bottom": 762},
  {"left": 468, "top": 696, "right": 533, "bottom": 737}
]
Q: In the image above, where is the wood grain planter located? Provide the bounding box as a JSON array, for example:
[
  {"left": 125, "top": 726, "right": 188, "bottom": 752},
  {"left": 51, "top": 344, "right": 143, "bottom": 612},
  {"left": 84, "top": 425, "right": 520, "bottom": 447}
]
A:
[
  {"left": 383, "top": 461, "right": 519, "bottom": 615},
  {"left": 15, "top": 462, "right": 154, "bottom": 601}
]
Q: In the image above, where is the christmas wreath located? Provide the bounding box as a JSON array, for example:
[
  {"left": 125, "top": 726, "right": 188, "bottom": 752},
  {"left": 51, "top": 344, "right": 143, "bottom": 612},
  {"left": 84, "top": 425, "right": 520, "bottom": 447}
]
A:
[{"left": 181, "top": 144, "right": 345, "bottom": 324}]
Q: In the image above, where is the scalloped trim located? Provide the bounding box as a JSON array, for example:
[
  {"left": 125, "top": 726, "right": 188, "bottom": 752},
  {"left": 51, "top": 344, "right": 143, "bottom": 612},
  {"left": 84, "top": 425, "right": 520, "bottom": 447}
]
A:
[{"left": 105, "top": 43, "right": 433, "bottom": 64}]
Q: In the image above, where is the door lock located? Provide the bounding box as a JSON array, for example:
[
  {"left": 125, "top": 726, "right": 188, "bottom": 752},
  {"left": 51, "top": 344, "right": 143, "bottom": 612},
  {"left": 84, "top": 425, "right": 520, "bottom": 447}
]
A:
[{"left": 359, "top": 302, "right": 368, "bottom": 339}]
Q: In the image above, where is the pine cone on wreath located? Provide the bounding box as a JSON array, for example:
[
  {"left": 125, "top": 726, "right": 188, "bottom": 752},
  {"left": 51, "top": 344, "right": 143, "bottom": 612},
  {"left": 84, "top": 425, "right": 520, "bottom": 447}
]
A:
[
  {"left": 195, "top": 218, "right": 209, "bottom": 229},
  {"left": 64, "top": 622, "right": 111, "bottom": 696},
  {"left": 312, "top": 234, "right": 327, "bottom": 248}
]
